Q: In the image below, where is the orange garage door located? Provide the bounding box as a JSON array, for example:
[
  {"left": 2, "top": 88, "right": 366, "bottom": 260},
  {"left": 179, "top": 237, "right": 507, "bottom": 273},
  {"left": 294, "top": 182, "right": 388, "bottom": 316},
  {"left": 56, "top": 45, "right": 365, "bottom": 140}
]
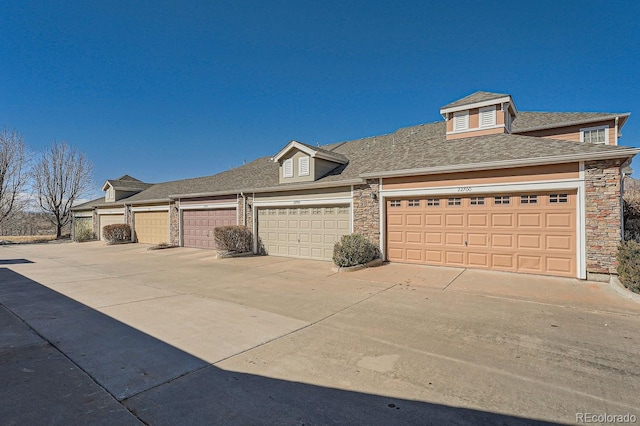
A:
[{"left": 386, "top": 192, "right": 576, "bottom": 277}]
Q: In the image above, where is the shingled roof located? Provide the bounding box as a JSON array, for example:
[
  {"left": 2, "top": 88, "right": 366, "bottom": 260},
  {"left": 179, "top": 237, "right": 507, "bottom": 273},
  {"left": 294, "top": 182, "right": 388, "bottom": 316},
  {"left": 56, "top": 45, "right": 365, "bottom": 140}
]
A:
[
  {"left": 102, "top": 175, "right": 152, "bottom": 192},
  {"left": 440, "top": 91, "right": 511, "bottom": 110},
  {"left": 118, "top": 121, "right": 637, "bottom": 203},
  {"left": 512, "top": 111, "right": 630, "bottom": 133}
]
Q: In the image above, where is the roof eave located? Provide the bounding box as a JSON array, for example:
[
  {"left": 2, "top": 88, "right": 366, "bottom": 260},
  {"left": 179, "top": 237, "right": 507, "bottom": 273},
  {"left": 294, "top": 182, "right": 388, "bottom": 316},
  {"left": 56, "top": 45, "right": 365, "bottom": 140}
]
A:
[
  {"left": 440, "top": 95, "right": 512, "bottom": 115},
  {"left": 361, "top": 148, "right": 640, "bottom": 179},
  {"left": 169, "top": 178, "right": 364, "bottom": 199},
  {"left": 272, "top": 140, "right": 347, "bottom": 164},
  {"left": 123, "top": 198, "right": 171, "bottom": 206}
]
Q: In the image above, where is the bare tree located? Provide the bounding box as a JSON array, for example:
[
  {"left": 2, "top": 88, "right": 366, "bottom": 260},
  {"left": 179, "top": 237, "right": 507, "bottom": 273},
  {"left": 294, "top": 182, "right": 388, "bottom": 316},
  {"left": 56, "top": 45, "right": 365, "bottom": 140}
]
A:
[
  {"left": 0, "top": 128, "right": 28, "bottom": 229},
  {"left": 32, "top": 141, "right": 93, "bottom": 238}
]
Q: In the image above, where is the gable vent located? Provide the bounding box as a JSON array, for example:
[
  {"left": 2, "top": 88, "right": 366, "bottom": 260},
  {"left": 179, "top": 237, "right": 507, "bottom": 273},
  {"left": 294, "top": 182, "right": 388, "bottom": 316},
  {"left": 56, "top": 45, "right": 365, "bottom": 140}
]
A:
[
  {"left": 453, "top": 111, "right": 469, "bottom": 131},
  {"left": 283, "top": 158, "right": 293, "bottom": 178},
  {"left": 299, "top": 156, "right": 310, "bottom": 176},
  {"left": 479, "top": 106, "right": 496, "bottom": 127}
]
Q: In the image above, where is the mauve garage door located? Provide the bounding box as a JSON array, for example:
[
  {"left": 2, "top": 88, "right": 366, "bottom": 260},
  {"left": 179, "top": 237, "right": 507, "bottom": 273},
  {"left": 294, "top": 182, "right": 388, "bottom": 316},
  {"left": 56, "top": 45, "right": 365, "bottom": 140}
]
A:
[{"left": 183, "top": 209, "right": 236, "bottom": 249}]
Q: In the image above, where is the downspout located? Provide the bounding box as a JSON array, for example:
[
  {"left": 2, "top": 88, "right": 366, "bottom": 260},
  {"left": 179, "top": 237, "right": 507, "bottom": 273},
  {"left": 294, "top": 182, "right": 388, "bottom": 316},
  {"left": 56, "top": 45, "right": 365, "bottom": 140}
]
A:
[
  {"left": 615, "top": 116, "right": 619, "bottom": 145},
  {"left": 240, "top": 192, "right": 246, "bottom": 226}
]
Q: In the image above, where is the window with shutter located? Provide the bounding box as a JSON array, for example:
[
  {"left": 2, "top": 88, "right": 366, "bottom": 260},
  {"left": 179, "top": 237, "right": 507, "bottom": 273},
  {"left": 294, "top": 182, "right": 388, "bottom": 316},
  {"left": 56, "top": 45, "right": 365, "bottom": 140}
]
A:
[
  {"left": 299, "top": 156, "right": 310, "bottom": 176},
  {"left": 283, "top": 158, "right": 293, "bottom": 178},
  {"left": 453, "top": 111, "right": 469, "bottom": 131},
  {"left": 479, "top": 106, "right": 496, "bottom": 128}
]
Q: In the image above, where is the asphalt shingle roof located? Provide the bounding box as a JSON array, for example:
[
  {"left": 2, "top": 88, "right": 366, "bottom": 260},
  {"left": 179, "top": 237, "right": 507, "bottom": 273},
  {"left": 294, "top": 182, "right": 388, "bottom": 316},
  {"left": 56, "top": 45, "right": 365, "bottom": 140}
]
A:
[
  {"left": 441, "top": 91, "right": 510, "bottom": 110},
  {"left": 512, "top": 111, "right": 630, "bottom": 133},
  {"left": 116, "top": 120, "right": 635, "bottom": 204}
]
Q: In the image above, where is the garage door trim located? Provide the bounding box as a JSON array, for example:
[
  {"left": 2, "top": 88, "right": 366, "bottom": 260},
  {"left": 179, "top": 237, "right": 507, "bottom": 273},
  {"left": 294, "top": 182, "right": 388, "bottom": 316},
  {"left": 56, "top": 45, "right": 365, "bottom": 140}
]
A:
[
  {"left": 131, "top": 206, "right": 169, "bottom": 212},
  {"left": 180, "top": 202, "right": 237, "bottom": 210},
  {"left": 380, "top": 180, "right": 585, "bottom": 279}
]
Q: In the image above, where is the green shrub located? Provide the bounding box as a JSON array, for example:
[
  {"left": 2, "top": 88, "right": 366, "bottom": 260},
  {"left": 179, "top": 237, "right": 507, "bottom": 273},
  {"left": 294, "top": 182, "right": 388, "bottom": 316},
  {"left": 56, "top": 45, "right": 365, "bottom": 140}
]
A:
[
  {"left": 617, "top": 240, "right": 640, "bottom": 294},
  {"left": 103, "top": 224, "right": 131, "bottom": 244},
  {"left": 214, "top": 225, "right": 252, "bottom": 252},
  {"left": 333, "top": 233, "right": 380, "bottom": 267}
]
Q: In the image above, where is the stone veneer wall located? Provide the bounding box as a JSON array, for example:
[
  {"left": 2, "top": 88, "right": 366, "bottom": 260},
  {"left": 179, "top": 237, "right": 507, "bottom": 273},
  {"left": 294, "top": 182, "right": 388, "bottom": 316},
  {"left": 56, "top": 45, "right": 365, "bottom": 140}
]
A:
[
  {"left": 352, "top": 179, "right": 380, "bottom": 246},
  {"left": 92, "top": 209, "right": 99, "bottom": 238},
  {"left": 585, "top": 159, "right": 623, "bottom": 275},
  {"left": 169, "top": 201, "right": 180, "bottom": 246}
]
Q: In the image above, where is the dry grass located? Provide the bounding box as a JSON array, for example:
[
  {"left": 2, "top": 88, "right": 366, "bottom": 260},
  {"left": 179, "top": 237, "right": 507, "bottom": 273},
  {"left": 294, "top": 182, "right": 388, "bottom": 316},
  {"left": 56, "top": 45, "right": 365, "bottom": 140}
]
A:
[{"left": 0, "top": 235, "right": 57, "bottom": 243}]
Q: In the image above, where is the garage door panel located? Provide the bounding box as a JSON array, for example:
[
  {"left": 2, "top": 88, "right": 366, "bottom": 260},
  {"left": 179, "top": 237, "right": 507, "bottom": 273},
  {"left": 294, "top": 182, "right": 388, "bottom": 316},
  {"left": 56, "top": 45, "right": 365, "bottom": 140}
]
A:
[
  {"left": 468, "top": 214, "right": 488, "bottom": 227},
  {"left": 467, "top": 252, "right": 488, "bottom": 267},
  {"left": 445, "top": 214, "right": 464, "bottom": 226},
  {"left": 491, "top": 253, "right": 514, "bottom": 269},
  {"left": 492, "top": 214, "right": 514, "bottom": 227},
  {"left": 518, "top": 234, "right": 542, "bottom": 249},
  {"left": 518, "top": 213, "right": 542, "bottom": 227},
  {"left": 546, "top": 235, "right": 573, "bottom": 251},
  {"left": 467, "top": 233, "right": 488, "bottom": 247},
  {"left": 517, "top": 255, "right": 542, "bottom": 272},
  {"left": 425, "top": 250, "right": 442, "bottom": 263},
  {"left": 546, "top": 257, "right": 573, "bottom": 274},
  {"left": 445, "top": 251, "right": 464, "bottom": 265},
  {"left": 546, "top": 213, "right": 573, "bottom": 229},
  {"left": 492, "top": 234, "right": 514, "bottom": 249},
  {"left": 445, "top": 233, "right": 464, "bottom": 245},
  {"left": 425, "top": 214, "right": 441, "bottom": 226}
]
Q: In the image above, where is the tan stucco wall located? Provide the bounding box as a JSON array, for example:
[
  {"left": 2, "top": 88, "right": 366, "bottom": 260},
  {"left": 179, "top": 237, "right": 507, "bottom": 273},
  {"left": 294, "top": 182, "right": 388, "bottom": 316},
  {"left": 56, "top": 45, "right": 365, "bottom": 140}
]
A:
[
  {"left": 383, "top": 163, "right": 580, "bottom": 191},
  {"left": 516, "top": 120, "right": 617, "bottom": 145}
]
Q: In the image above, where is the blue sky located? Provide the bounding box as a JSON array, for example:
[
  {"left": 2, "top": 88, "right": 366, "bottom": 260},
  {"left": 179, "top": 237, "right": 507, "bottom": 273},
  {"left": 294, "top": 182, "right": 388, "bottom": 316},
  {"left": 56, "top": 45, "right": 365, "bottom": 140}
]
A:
[{"left": 2, "top": 1, "right": 639, "bottom": 198}]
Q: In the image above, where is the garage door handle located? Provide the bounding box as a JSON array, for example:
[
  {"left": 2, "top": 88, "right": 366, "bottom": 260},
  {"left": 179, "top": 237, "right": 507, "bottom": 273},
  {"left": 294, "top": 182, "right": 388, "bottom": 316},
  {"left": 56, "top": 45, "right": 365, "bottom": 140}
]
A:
[{"left": 465, "top": 240, "right": 468, "bottom": 246}]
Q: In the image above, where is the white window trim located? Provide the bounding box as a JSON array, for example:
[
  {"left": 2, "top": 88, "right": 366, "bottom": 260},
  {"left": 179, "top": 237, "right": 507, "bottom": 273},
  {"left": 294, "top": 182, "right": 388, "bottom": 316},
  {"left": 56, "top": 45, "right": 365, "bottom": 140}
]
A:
[
  {"left": 299, "top": 156, "right": 310, "bottom": 176},
  {"left": 479, "top": 106, "right": 496, "bottom": 128},
  {"left": 283, "top": 158, "right": 294, "bottom": 178},
  {"left": 453, "top": 111, "right": 469, "bottom": 132},
  {"left": 580, "top": 125, "right": 609, "bottom": 145}
]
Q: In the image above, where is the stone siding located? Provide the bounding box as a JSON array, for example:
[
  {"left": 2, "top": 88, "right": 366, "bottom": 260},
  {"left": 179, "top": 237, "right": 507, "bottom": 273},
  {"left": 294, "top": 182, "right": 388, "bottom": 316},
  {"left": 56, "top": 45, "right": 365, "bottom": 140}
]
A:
[
  {"left": 585, "top": 159, "right": 623, "bottom": 275},
  {"left": 169, "top": 201, "right": 180, "bottom": 246},
  {"left": 92, "top": 209, "right": 99, "bottom": 238},
  {"left": 352, "top": 179, "right": 380, "bottom": 246}
]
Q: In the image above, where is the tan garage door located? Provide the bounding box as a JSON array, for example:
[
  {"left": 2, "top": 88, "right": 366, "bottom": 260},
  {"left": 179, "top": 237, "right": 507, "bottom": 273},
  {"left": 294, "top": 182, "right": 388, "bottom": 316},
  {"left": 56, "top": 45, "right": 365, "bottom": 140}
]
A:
[
  {"left": 386, "top": 192, "right": 576, "bottom": 277},
  {"left": 99, "top": 214, "right": 125, "bottom": 240},
  {"left": 134, "top": 211, "right": 169, "bottom": 245},
  {"left": 183, "top": 209, "right": 236, "bottom": 249},
  {"left": 258, "top": 205, "right": 351, "bottom": 261}
]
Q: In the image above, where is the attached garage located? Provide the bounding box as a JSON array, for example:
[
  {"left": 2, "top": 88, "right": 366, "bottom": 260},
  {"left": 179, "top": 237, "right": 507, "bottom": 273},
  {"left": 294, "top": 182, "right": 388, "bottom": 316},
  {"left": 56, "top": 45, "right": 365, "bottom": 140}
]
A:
[
  {"left": 386, "top": 192, "right": 577, "bottom": 277},
  {"left": 257, "top": 205, "right": 351, "bottom": 261},
  {"left": 98, "top": 213, "right": 125, "bottom": 240},
  {"left": 134, "top": 210, "right": 169, "bottom": 245},
  {"left": 183, "top": 208, "right": 236, "bottom": 249}
]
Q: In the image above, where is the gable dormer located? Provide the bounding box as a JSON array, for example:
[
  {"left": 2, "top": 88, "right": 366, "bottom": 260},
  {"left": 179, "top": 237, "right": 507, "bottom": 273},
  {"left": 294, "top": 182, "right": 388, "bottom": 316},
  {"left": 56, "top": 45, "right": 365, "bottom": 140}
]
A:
[
  {"left": 273, "top": 141, "right": 348, "bottom": 184},
  {"left": 101, "top": 175, "right": 150, "bottom": 202},
  {"left": 440, "top": 91, "right": 518, "bottom": 140}
]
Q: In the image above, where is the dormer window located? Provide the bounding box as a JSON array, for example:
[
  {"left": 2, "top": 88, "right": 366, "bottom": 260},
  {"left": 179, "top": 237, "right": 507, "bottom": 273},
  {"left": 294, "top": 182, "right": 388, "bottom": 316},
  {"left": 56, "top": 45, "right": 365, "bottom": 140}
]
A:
[
  {"left": 283, "top": 158, "right": 294, "bottom": 178},
  {"left": 581, "top": 126, "right": 608, "bottom": 145},
  {"left": 299, "top": 156, "right": 310, "bottom": 176},
  {"left": 479, "top": 106, "right": 496, "bottom": 128},
  {"left": 453, "top": 111, "right": 469, "bottom": 131}
]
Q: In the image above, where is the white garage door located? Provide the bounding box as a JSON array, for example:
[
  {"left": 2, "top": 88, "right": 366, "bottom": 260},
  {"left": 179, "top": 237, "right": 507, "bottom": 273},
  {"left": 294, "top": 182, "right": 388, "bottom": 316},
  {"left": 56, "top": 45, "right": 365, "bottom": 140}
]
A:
[
  {"left": 99, "top": 214, "right": 125, "bottom": 240},
  {"left": 257, "top": 205, "right": 351, "bottom": 261}
]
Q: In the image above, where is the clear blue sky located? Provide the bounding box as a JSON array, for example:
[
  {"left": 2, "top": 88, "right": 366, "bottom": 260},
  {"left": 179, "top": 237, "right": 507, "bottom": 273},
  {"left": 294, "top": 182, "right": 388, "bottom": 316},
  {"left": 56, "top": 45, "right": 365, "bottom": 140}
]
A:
[{"left": 2, "top": 1, "right": 639, "bottom": 198}]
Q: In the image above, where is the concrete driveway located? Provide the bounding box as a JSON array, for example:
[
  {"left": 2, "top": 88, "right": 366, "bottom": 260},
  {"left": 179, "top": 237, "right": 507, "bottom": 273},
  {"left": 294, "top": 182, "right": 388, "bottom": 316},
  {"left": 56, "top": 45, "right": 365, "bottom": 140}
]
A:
[{"left": 1, "top": 241, "right": 639, "bottom": 425}]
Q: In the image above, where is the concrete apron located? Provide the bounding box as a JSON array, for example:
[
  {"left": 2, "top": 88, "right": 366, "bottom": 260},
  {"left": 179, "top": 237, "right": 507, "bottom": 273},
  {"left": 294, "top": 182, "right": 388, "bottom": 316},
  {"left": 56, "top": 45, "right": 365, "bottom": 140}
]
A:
[{"left": 1, "top": 242, "right": 639, "bottom": 425}]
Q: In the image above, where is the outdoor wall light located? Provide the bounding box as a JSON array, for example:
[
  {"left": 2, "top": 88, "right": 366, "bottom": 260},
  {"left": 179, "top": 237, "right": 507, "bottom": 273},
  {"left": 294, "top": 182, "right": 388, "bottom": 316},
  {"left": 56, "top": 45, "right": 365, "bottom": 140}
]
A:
[{"left": 371, "top": 192, "right": 378, "bottom": 201}]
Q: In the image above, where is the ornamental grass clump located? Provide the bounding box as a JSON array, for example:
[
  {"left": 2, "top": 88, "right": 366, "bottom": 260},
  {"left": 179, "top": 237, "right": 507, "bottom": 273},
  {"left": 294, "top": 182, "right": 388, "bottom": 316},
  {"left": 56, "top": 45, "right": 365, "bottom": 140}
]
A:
[{"left": 333, "top": 233, "right": 379, "bottom": 267}]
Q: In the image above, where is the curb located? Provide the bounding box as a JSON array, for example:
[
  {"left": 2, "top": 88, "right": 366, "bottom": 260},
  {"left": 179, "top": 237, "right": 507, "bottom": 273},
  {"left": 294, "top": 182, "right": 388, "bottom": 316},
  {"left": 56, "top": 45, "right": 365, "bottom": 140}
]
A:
[
  {"left": 331, "top": 258, "right": 384, "bottom": 273},
  {"left": 610, "top": 276, "right": 640, "bottom": 303}
]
